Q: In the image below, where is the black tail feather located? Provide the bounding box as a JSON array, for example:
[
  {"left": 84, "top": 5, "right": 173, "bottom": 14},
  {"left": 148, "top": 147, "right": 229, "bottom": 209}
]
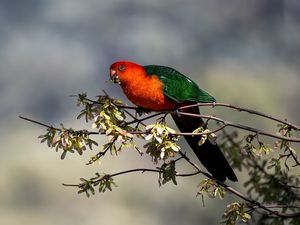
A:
[{"left": 171, "top": 105, "right": 238, "bottom": 182}]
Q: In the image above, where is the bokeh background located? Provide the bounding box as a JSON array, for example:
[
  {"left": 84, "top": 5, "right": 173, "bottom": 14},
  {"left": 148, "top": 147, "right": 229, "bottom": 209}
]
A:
[{"left": 1, "top": 0, "right": 300, "bottom": 224}]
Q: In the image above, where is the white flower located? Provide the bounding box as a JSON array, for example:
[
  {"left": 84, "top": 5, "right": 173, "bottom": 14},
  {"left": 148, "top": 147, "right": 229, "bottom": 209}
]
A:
[
  {"left": 198, "top": 135, "right": 207, "bottom": 146},
  {"left": 144, "top": 134, "right": 153, "bottom": 141},
  {"left": 94, "top": 115, "right": 99, "bottom": 122},
  {"left": 171, "top": 145, "right": 180, "bottom": 152},
  {"left": 208, "top": 132, "right": 217, "bottom": 145},
  {"left": 115, "top": 113, "right": 124, "bottom": 121},
  {"left": 145, "top": 124, "right": 155, "bottom": 130},
  {"left": 166, "top": 127, "right": 176, "bottom": 134},
  {"left": 160, "top": 147, "right": 165, "bottom": 159},
  {"left": 107, "top": 135, "right": 114, "bottom": 142},
  {"left": 117, "top": 135, "right": 124, "bottom": 142},
  {"left": 155, "top": 136, "right": 163, "bottom": 143},
  {"left": 156, "top": 126, "right": 164, "bottom": 135}
]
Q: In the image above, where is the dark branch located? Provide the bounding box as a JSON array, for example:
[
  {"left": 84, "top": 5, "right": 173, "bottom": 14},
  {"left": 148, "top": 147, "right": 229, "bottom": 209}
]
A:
[
  {"left": 19, "top": 115, "right": 300, "bottom": 143},
  {"left": 177, "top": 112, "right": 300, "bottom": 142},
  {"left": 179, "top": 103, "right": 300, "bottom": 131},
  {"left": 19, "top": 116, "right": 60, "bottom": 131},
  {"left": 62, "top": 167, "right": 202, "bottom": 187}
]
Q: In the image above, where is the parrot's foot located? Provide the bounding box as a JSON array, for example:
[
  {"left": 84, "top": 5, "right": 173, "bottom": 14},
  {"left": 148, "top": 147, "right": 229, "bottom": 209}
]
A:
[
  {"left": 172, "top": 107, "right": 181, "bottom": 117},
  {"left": 136, "top": 107, "right": 151, "bottom": 116}
]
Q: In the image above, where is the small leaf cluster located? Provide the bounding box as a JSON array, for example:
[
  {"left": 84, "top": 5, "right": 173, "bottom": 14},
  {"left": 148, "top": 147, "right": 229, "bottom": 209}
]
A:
[
  {"left": 144, "top": 123, "right": 180, "bottom": 163},
  {"left": 158, "top": 161, "right": 177, "bottom": 186},
  {"left": 78, "top": 173, "right": 117, "bottom": 197},
  {"left": 222, "top": 202, "right": 251, "bottom": 225},
  {"left": 77, "top": 93, "right": 129, "bottom": 133},
  {"left": 197, "top": 178, "right": 226, "bottom": 200},
  {"left": 243, "top": 134, "right": 273, "bottom": 157},
  {"left": 91, "top": 97, "right": 126, "bottom": 133},
  {"left": 38, "top": 125, "right": 97, "bottom": 159},
  {"left": 100, "top": 127, "right": 140, "bottom": 157},
  {"left": 273, "top": 124, "right": 298, "bottom": 169},
  {"left": 193, "top": 126, "right": 218, "bottom": 146},
  {"left": 77, "top": 93, "right": 130, "bottom": 136},
  {"left": 77, "top": 93, "right": 141, "bottom": 161}
]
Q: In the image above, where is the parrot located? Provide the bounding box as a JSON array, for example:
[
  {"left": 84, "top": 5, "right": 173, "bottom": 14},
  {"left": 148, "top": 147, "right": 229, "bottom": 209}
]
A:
[{"left": 109, "top": 61, "right": 237, "bottom": 182}]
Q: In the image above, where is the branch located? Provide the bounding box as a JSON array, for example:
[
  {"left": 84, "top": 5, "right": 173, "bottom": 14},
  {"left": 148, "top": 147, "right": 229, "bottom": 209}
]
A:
[
  {"left": 19, "top": 116, "right": 60, "bottom": 131},
  {"left": 19, "top": 114, "right": 300, "bottom": 143},
  {"left": 179, "top": 103, "right": 300, "bottom": 131},
  {"left": 248, "top": 204, "right": 300, "bottom": 209},
  {"left": 176, "top": 112, "right": 300, "bottom": 142},
  {"left": 62, "top": 167, "right": 202, "bottom": 187},
  {"left": 19, "top": 116, "right": 101, "bottom": 136},
  {"left": 125, "top": 112, "right": 166, "bottom": 126}
]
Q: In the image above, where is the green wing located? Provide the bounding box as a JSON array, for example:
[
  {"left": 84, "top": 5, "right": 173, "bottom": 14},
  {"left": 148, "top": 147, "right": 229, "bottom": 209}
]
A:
[{"left": 144, "top": 65, "right": 216, "bottom": 103}]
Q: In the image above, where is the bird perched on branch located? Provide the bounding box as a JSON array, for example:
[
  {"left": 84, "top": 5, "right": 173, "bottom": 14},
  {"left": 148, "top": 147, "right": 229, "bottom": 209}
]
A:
[{"left": 109, "top": 61, "right": 237, "bottom": 182}]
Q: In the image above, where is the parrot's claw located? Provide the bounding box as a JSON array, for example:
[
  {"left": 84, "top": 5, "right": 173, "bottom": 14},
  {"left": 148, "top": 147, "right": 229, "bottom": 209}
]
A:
[
  {"left": 173, "top": 107, "right": 181, "bottom": 117},
  {"left": 136, "top": 107, "right": 150, "bottom": 116}
]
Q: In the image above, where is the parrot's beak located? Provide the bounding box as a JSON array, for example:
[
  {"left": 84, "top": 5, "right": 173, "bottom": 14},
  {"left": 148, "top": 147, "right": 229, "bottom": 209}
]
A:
[{"left": 110, "top": 69, "right": 121, "bottom": 84}]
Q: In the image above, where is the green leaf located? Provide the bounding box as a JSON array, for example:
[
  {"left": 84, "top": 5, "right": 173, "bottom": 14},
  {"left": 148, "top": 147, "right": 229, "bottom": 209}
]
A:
[
  {"left": 197, "top": 179, "right": 226, "bottom": 200},
  {"left": 158, "top": 161, "right": 177, "bottom": 186},
  {"left": 143, "top": 123, "right": 180, "bottom": 163},
  {"left": 222, "top": 202, "right": 251, "bottom": 225}
]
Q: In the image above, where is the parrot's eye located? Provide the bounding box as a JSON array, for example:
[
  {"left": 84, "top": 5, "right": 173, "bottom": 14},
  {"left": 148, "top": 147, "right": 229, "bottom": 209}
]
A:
[{"left": 118, "top": 64, "right": 126, "bottom": 71}]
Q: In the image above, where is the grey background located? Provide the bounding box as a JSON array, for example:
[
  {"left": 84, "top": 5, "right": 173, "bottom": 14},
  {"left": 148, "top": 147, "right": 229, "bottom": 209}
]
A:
[{"left": 1, "top": 1, "right": 299, "bottom": 224}]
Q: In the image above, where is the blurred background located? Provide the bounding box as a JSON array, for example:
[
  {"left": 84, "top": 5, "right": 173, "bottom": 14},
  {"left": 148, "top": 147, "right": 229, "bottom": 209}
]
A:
[{"left": 1, "top": 0, "right": 300, "bottom": 224}]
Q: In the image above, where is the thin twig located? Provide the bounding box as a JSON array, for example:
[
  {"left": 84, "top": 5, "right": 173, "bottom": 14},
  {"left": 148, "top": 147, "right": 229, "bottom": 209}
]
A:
[
  {"left": 62, "top": 167, "right": 202, "bottom": 187},
  {"left": 19, "top": 114, "right": 300, "bottom": 144},
  {"left": 126, "top": 112, "right": 166, "bottom": 125},
  {"left": 248, "top": 204, "right": 300, "bottom": 209},
  {"left": 177, "top": 112, "right": 300, "bottom": 142},
  {"left": 179, "top": 103, "right": 300, "bottom": 130},
  {"left": 19, "top": 116, "right": 60, "bottom": 131}
]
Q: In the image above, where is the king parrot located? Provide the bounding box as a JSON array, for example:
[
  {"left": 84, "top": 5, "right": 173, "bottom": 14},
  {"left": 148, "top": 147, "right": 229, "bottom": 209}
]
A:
[{"left": 109, "top": 61, "right": 237, "bottom": 182}]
